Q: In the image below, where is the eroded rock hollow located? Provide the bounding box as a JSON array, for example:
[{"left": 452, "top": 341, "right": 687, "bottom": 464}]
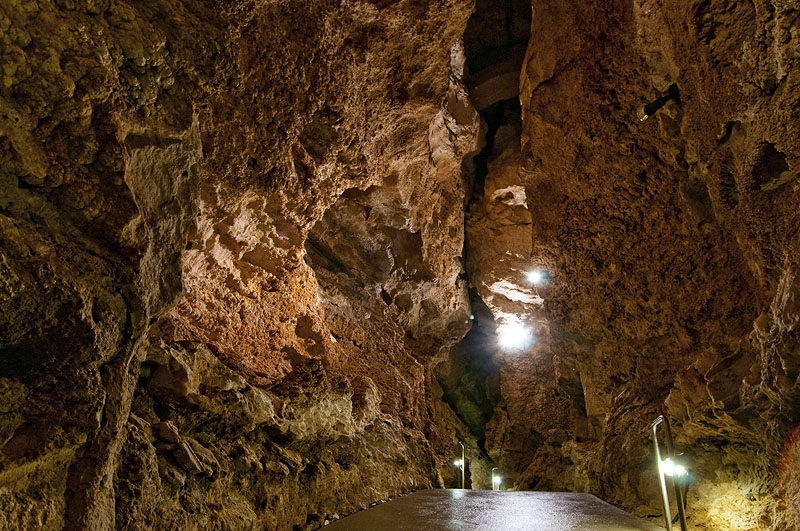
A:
[{"left": 0, "top": 0, "right": 798, "bottom": 529}]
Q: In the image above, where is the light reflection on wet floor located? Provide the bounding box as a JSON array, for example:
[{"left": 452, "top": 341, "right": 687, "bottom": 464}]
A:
[{"left": 325, "top": 489, "right": 665, "bottom": 530}]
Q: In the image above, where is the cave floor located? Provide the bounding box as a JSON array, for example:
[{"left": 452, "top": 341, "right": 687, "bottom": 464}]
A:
[{"left": 325, "top": 489, "right": 664, "bottom": 530}]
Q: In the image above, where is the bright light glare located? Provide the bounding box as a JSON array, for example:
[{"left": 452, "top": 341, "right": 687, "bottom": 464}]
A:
[
  {"left": 492, "top": 476, "right": 501, "bottom": 486},
  {"left": 497, "top": 321, "right": 533, "bottom": 350},
  {"left": 454, "top": 459, "right": 464, "bottom": 468},
  {"left": 661, "top": 458, "right": 687, "bottom": 477},
  {"left": 526, "top": 269, "right": 547, "bottom": 285}
]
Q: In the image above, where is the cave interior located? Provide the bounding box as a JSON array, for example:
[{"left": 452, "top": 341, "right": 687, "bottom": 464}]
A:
[{"left": 0, "top": 0, "right": 799, "bottom": 530}]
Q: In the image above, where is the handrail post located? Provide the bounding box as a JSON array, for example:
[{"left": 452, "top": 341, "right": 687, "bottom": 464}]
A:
[
  {"left": 651, "top": 414, "right": 687, "bottom": 531},
  {"left": 651, "top": 417, "right": 672, "bottom": 531},
  {"left": 662, "top": 416, "right": 688, "bottom": 531},
  {"left": 459, "top": 441, "right": 465, "bottom": 489}
]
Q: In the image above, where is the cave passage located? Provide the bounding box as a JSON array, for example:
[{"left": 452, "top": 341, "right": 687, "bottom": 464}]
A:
[
  {"left": 326, "top": 490, "right": 663, "bottom": 530},
  {"left": 433, "top": 0, "right": 532, "bottom": 489},
  {"left": 435, "top": 292, "right": 500, "bottom": 454},
  {"left": 3, "top": 0, "right": 797, "bottom": 528}
]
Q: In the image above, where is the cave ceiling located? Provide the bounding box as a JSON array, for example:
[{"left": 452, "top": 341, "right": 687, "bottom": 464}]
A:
[{"left": 0, "top": 0, "right": 799, "bottom": 530}]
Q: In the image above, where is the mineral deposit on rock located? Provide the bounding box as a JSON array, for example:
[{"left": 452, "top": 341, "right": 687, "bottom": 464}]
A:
[{"left": 0, "top": 0, "right": 798, "bottom": 530}]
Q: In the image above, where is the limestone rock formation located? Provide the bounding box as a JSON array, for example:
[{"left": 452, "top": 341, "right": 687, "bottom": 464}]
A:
[
  {"left": 0, "top": 0, "right": 478, "bottom": 528},
  {"left": 0, "top": 0, "right": 798, "bottom": 530},
  {"left": 452, "top": 0, "right": 799, "bottom": 529}
]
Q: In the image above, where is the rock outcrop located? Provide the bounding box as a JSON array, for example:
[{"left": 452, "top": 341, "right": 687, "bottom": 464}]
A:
[
  {"left": 452, "top": 0, "right": 799, "bottom": 529},
  {"left": 1, "top": 0, "right": 798, "bottom": 530},
  {"left": 0, "top": 0, "right": 479, "bottom": 528}
]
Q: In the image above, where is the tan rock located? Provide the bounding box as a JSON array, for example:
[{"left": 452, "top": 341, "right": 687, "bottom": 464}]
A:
[
  {"left": 152, "top": 421, "right": 180, "bottom": 443},
  {"left": 173, "top": 440, "right": 207, "bottom": 476},
  {"left": 1, "top": 0, "right": 797, "bottom": 529}
]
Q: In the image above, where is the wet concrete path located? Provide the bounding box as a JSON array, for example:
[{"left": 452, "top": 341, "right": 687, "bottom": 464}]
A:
[{"left": 325, "top": 489, "right": 664, "bottom": 530}]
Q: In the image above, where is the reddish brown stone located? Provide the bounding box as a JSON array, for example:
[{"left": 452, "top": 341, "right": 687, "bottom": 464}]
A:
[{"left": 0, "top": 0, "right": 797, "bottom": 529}]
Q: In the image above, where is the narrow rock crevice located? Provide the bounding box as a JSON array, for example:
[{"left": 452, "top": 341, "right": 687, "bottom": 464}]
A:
[
  {"left": 434, "top": 292, "right": 500, "bottom": 454},
  {"left": 431, "top": 0, "right": 532, "bottom": 489},
  {"left": 470, "top": 98, "right": 523, "bottom": 199}
]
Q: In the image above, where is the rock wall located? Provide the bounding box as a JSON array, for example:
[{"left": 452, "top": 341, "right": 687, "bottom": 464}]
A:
[
  {"left": 0, "top": 0, "right": 480, "bottom": 528},
  {"left": 460, "top": 0, "right": 799, "bottom": 529},
  {"left": 1, "top": 0, "right": 798, "bottom": 529}
]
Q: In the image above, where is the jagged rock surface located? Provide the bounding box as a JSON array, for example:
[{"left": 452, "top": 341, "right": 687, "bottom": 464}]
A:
[
  {"left": 460, "top": 0, "right": 799, "bottom": 529},
  {"left": 0, "top": 0, "right": 478, "bottom": 529},
  {"left": 1, "top": 0, "right": 799, "bottom": 530}
]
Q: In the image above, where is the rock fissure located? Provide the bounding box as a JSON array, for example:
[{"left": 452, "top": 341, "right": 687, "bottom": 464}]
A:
[{"left": 1, "top": 0, "right": 799, "bottom": 529}]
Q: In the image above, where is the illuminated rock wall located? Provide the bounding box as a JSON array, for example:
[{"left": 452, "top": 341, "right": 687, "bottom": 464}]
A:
[
  {"left": 464, "top": 0, "right": 799, "bottom": 528},
  {"left": 0, "top": 1, "right": 478, "bottom": 528},
  {"left": 0, "top": 0, "right": 798, "bottom": 529}
]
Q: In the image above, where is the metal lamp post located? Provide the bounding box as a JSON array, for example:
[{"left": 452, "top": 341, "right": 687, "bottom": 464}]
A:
[
  {"left": 651, "top": 414, "right": 688, "bottom": 531},
  {"left": 491, "top": 467, "right": 500, "bottom": 491},
  {"left": 453, "top": 443, "right": 466, "bottom": 489},
  {"left": 459, "top": 442, "right": 465, "bottom": 489}
]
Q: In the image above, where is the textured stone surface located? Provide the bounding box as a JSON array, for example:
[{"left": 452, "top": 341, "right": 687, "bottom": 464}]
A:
[
  {"left": 458, "top": 0, "right": 800, "bottom": 529},
  {"left": 0, "top": 0, "right": 477, "bottom": 529},
  {"left": 0, "top": 0, "right": 798, "bottom": 530}
]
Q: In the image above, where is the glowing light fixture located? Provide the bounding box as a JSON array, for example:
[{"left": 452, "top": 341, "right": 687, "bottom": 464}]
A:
[
  {"left": 491, "top": 467, "right": 501, "bottom": 490},
  {"left": 651, "top": 415, "right": 688, "bottom": 531},
  {"left": 454, "top": 441, "right": 466, "bottom": 489},
  {"left": 526, "top": 269, "right": 547, "bottom": 285},
  {"left": 661, "top": 457, "right": 687, "bottom": 477},
  {"left": 497, "top": 321, "right": 533, "bottom": 350}
]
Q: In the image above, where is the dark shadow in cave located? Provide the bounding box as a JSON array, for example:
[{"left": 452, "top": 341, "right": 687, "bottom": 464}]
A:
[
  {"left": 463, "top": 0, "right": 531, "bottom": 77},
  {"left": 435, "top": 291, "right": 501, "bottom": 453},
  {"left": 471, "top": 97, "right": 522, "bottom": 197}
]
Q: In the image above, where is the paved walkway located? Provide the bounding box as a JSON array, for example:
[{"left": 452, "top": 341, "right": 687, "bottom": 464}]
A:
[{"left": 326, "top": 489, "right": 664, "bottom": 530}]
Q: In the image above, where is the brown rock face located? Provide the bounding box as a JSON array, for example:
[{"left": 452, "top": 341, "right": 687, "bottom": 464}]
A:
[
  {"left": 1, "top": 0, "right": 798, "bottom": 530},
  {"left": 0, "top": 0, "right": 478, "bottom": 528},
  {"left": 453, "top": 0, "right": 799, "bottom": 529}
]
